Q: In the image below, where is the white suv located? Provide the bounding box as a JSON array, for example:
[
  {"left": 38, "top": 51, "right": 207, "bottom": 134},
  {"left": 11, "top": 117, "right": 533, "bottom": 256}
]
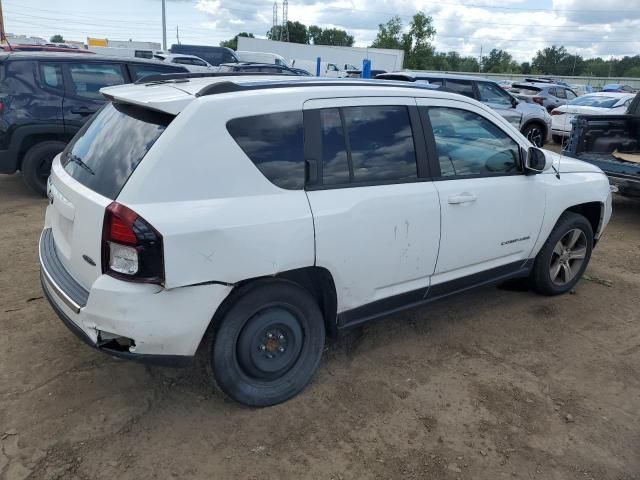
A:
[{"left": 40, "top": 76, "right": 612, "bottom": 406}]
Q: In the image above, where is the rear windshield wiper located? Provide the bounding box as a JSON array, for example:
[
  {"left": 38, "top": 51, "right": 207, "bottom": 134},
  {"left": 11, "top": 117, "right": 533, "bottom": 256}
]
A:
[{"left": 66, "top": 153, "right": 95, "bottom": 176}]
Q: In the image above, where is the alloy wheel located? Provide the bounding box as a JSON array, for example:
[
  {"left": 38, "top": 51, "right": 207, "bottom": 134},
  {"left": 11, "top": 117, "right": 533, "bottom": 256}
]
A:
[{"left": 549, "top": 228, "right": 587, "bottom": 286}]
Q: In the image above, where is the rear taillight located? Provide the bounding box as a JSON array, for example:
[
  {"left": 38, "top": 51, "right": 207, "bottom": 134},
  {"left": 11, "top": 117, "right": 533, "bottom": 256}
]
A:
[
  {"left": 550, "top": 110, "right": 564, "bottom": 115},
  {"left": 102, "top": 202, "right": 164, "bottom": 284},
  {"left": 532, "top": 96, "right": 545, "bottom": 106}
]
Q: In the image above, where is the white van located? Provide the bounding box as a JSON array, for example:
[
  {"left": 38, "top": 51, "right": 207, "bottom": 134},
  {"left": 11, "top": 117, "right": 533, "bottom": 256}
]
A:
[{"left": 235, "top": 51, "right": 288, "bottom": 66}]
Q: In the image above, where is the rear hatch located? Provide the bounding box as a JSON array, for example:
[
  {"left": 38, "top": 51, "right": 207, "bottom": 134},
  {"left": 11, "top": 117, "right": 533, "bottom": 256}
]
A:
[
  {"left": 510, "top": 84, "right": 542, "bottom": 103},
  {"left": 46, "top": 101, "right": 174, "bottom": 291}
]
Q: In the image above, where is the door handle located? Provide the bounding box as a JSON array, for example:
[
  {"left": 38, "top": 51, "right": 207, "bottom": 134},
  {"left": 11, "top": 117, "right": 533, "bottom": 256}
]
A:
[
  {"left": 70, "top": 107, "right": 96, "bottom": 116},
  {"left": 448, "top": 192, "right": 477, "bottom": 204}
]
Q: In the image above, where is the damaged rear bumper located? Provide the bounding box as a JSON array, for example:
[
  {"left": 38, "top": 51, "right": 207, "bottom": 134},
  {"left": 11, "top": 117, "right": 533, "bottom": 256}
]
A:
[
  {"left": 39, "top": 228, "right": 232, "bottom": 366},
  {"left": 41, "top": 272, "right": 193, "bottom": 367}
]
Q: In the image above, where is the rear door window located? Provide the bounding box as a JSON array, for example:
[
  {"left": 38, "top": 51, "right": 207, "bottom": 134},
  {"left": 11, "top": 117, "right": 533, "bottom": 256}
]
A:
[
  {"left": 445, "top": 80, "right": 475, "bottom": 98},
  {"left": 40, "top": 63, "right": 64, "bottom": 90},
  {"left": 227, "top": 111, "right": 305, "bottom": 189},
  {"left": 554, "top": 88, "right": 566, "bottom": 99},
  {"left": 68, "top": 62, "right": 125, "bottom": 99},
  {"left": 343, "top": 106, "right": 417, "bottom": 183},
  {"left": 319, "top": 108, "right": 350, "bottom": 185},
  {"left": 62, "top": 102, "right": 173, "bottom": 199}
]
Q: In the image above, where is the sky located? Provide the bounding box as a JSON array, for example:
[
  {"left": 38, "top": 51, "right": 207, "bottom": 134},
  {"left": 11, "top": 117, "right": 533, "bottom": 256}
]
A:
[{"left": 5, "top": 0, "right": 640, "bottom": 63}]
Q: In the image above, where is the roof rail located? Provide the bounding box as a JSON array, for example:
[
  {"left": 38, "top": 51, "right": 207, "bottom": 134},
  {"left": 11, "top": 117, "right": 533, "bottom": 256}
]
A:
[
  {"left": 135, "top": 71, "right": 290, "bottom": 85},
  {"left": 195, "top": 78, "right": 441, "bottom": 97}
]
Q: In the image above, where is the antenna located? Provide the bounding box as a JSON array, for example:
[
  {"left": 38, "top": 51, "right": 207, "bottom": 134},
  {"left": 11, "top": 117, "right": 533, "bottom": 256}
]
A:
[
  {"left": 272, "top": 2, "right": 278, "bottom": 39},
  {"left": 281, "top": 0, "right": 289, "bottom": 42}
]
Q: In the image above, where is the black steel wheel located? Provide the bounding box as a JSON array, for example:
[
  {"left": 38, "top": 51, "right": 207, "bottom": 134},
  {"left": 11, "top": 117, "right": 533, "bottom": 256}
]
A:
[{"left": 210, "top": 280, "right": 325, "bottom": 407}]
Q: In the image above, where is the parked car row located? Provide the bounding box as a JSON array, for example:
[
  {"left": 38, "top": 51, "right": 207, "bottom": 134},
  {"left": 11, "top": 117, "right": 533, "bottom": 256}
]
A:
[
  {"left": 39, "top": 74, "right": 612, "bottom": 407},
  {"left": 376, "top": 72, "right": 552, "bottom": 147}
]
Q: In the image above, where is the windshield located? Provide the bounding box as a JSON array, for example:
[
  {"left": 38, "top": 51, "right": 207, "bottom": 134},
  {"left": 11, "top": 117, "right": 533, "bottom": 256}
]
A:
[
  {"left": 62, "top": 102, "right": 173, "bottom": 199},
  {"left": 569, "top": 96, "right": 622, "bottom": 108}
]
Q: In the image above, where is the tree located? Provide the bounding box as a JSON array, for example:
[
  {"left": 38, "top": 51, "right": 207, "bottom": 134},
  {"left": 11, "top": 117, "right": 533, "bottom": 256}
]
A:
[
  {"left": 403, "top": 12, "right": 436, "bottom": 69},
  {"left": 531, "top": 45, "right": 570, "bottom": 75},
  {"left": 370, "top": 16, "right": 404, "bottom": 50},
  {"left": 520, "top": 62, "right": 532, "bottom": 75},
  {"left": 481, "top": 49, "right": 519, "bottom": 73},
  {"left": 267, "top": 21, "right": 309, "bottom": 44},
  {"left": 371, "top": 13, "right": 435, "bottom": 69},
  {"left": 219, "top": 32, "right": 254, "bottom": 51},
  {"left": 50, "top": 34, "right": 64, "bottom": 43},
  {"left": 308, "top": 26, "right": 354, "bottom": 47}
]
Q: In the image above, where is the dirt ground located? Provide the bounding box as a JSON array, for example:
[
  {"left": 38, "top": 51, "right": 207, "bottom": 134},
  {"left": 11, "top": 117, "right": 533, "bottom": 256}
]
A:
[{"left": 1, "top": 169, "right": 639, "bottom": 480}]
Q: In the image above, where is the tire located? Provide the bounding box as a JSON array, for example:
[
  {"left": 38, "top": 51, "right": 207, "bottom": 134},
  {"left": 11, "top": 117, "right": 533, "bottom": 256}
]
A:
[
  {"left": 530, "top": 212, "right": 594, "bottom": 296},
  {"left": 552, "top": 134, "right": 564, "bottom": 144},
  {"left": 21, "top": 141, "right": 67, "bottom": 196},
  {"left": 210, "top": 280, "right": 325, "bottom": 407},
  {"left": 522, "top": 123, "right": 545, "bottom": 147}
]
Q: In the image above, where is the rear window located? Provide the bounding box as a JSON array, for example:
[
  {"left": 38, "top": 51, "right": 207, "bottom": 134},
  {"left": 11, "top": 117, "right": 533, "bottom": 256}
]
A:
[
  {"left": 227, "top": 111, "right": 305, "bottom": 189},
  {"left": 62, "top": 102, "right": 173, "bottom": 199}
]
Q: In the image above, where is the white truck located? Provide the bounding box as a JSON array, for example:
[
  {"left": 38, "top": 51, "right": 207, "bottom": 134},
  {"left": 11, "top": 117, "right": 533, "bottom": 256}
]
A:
[{"left": 237, "top": 36, "right": 404, "bottom": 74}]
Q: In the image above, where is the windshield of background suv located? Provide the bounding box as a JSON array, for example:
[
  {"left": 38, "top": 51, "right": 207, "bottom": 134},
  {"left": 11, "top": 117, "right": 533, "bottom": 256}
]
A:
[
  {"left": 62, "top": 102, "right": 173, "bottom": 199},
  {"left": 569, "top": 96, "right": 622, "bottom": 108}
]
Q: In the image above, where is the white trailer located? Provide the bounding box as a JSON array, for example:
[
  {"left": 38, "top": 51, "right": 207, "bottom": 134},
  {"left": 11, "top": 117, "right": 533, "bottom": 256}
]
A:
[{"left": 236, "top": 37, "right": 404, "bottom": 74}]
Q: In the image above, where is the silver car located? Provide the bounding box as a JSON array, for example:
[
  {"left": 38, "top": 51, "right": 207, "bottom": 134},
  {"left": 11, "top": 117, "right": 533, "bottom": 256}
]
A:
[{"left": 376, "top": 72, "right": 552, "bottom": 147}]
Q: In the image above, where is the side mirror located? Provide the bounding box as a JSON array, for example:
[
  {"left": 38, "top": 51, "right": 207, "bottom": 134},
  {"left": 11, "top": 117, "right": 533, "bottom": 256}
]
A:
[
  {"left": 524, "top": 147, "right": 552, "bottom": 173},
  {"left": 511, "top": 97, "right": 519, "bottom": 108}
]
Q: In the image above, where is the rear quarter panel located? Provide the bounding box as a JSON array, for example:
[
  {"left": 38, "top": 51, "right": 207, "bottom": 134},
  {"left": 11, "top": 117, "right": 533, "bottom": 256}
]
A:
[{"left": 117, "top": 92, "right": 315, "bottom": 289}]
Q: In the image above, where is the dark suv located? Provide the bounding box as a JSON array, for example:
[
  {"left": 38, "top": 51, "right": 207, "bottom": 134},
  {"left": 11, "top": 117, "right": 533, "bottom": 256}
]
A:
[{"left": 0, "top": 52, "right": 188, "bottom": 195}]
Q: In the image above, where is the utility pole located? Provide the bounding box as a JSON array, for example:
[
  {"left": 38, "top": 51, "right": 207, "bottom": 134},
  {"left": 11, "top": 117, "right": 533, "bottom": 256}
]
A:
[
  {"left": 0, "top": 0, "right": 6, "bottom": 44},
  {"left": 272, "top": 2, "right": 278, "bottom": 39},
  {"left": 572, "top": 51, "right": 577, "bottom": 76},
  {"left": 176, "top": 25, "right": 180, "bottom": 45},
  {"left": 281, "top": 0, "right": 288, "bottom": 42},
  {"left": 479, "top": 45, "right": 483, "bottom": 72},
  {"left": 161, "top": 0, "right": 167, "bottom": 51}
]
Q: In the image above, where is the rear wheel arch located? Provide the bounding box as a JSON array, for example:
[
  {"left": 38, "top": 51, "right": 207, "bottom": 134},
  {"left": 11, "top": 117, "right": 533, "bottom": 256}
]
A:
[{"left": 204, "top": 266, "right": 338, "bottom": 343}]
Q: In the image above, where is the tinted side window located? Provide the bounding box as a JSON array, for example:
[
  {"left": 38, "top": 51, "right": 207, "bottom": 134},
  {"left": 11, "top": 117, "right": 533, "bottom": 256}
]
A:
[
  {"left": 40, "top": 63, "right": 63, "bottom": 89},
  {"left": 68, "top": 63, "right": 125, "bottom": 99},
  {"left": 565, "top": 89, "right": 577, "bottom": 100},
  {"left": 343, "top": 106, "right": 417, "bottom": 183},
  {"left": 555, "top": 88, "right": 566, "bottom": 99},
  {"left": 477, "top": 82, "right": 512, "bottom": 105},
  {"left": 446, "top": 80, "right": 475, "bottom": 98},
  {"left": 134, "top": 50, "right": 153, "bottom": 59},
  {"left": 320, "top": 108, "right": 350, "bottom": 185},
  {"left": 129, "top": 64, "right": 180, "bottom": 82},
  {"left": 428, "top": 107, "right": 520, "bottom": 177},
  {"left": 227, "top": 111, "right": 305, "bottom": 189}
]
